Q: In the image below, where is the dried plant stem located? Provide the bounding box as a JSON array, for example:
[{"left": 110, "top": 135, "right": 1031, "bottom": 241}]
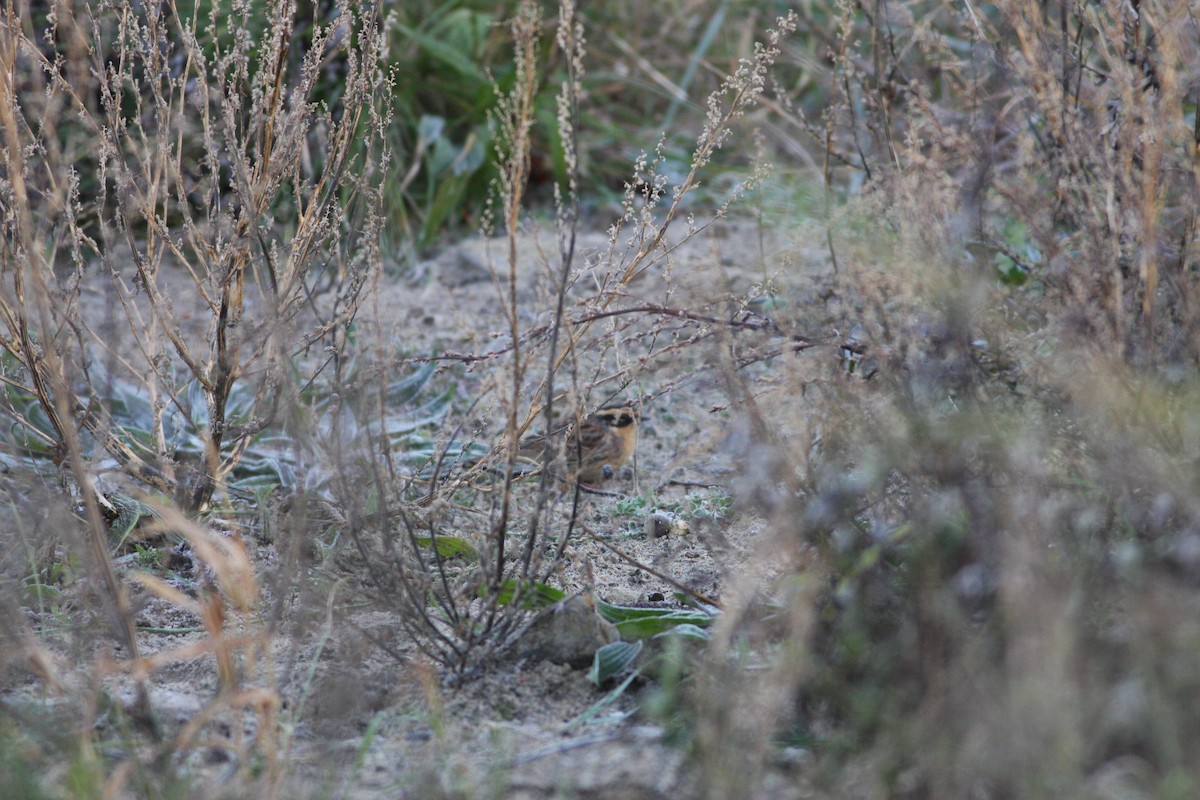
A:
[{"left": 0, "top": 7, "right": 154, "bottom": 730}]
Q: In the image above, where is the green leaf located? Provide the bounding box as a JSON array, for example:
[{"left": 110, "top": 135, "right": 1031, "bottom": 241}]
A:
[
  {"left": 595, "top": 599, "right": 715, "bottom": 639},
  {"left": 387, "top": 363, "right": 436, "bottom": 405},
  {"left": 410, "top": 439, "right": 490, "bottom": 477},
  {"left": 589, "top": 640, "right": 644, "bottom": 686},
  {"left": 613, "top": 493, "right": 651, "bottom": 517},
  {"left": 412, "top": 535, "right": 477, "bottom": 560},
  {"left": 654, "top": 623, "right": 711, "bottom": 642},
  {"left": 393, "top": 21, "right": 487, "bottom": 83},
  {"left": 420, "top": 171, "right": 472, "bottom": 243},
  {"left": 107, "top": 493, "right": 161, "bottom": 550},
  {"left": 368, "top": 387, "right": 454, "bottom": 441},
  {"left": 489, "top": 579, "right": 566, "bottom": 609},
  {"left": 417, "top": 114, "right": 446, "bottom": 143},
  {"left": 568, "top": 670, "right": 639, "bottom": 729}
]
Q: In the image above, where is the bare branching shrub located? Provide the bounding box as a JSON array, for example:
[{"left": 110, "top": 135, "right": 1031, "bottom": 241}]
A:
[
  {"left": 342, "top": 2, "right": 799, "bottom": 675},
  {"left": 1, "top": 0, "right": 388, "bottom": 508},
  {"left": 0, "top": 0, "right": 388, "bottom": 792}
]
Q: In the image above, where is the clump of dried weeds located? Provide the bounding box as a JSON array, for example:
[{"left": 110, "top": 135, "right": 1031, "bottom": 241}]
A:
[
  {"left": 1, "top": 0, "right": 389, "bottom": 794},
  {"left": 676, "top": 3, "right": 1200, "bottom": 799}
]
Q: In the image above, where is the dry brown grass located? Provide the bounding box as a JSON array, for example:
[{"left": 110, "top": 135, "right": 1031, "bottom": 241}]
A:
[
  {"left": 1, "top": 0, "right": 388, "bottom": 794},
  {"left": 674, "top": 2, "right": 1200, "bottom": 798}
]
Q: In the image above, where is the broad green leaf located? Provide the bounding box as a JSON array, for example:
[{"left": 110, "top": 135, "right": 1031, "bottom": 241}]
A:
[
  {"left": 489, "top": 579, "right": 566, "bottom": 609},
  {"left": 417, "top": 114, "right": 446, "bottom": 143},
  {"left": 421, "top": 172, "right": 471, "bottom": 243},
  {"left": 393, "top": 21, "right": 487, "bottom": 83},
  {"left": 595, "top": 600, "right": 715, "bottom": 640},
  {"left": 596, "top": 600, "right": 713, "bottom": 624},
  {"left": 613, "top": 613, "right": 715, "bottom": 640},
  {"left": 589, "top": 640, "right": 643, "bottom": 686},
  {"left": 568, "top": 670, "right": 639, "bottom": 729},
  {"left": 413, "top": 535, "right": 477, "bottom": 560},
  {"left": 368, "top": 387, "right": 454, "bottom": 440},
  {"left": 387, "top": 363, "right": 436, "bottom": 405},
  {"left": 653, "top": 623, "right": 712, "bottom": 642}
]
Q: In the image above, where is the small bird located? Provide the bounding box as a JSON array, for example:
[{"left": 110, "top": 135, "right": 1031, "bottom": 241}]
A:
[{"left": 515, "top": 406, "right": 639, "bottom": 484}]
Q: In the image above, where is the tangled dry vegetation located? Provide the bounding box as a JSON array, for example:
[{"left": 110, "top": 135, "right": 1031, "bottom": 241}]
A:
[{"left": 3, "top": 1, "right": 1200, "bottom": 799}]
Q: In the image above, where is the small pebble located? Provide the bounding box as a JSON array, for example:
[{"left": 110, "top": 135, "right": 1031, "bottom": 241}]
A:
[{"left": 645, "top": 510, "right": 690, "bottom": 538}]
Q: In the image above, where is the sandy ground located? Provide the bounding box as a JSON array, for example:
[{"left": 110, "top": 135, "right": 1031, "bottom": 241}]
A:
[
  {"left": 4, "top": 217, "right": 834, "bottom": 799},
  {"left": 285, "top": 220, "right": 809, "bottom": 798}
]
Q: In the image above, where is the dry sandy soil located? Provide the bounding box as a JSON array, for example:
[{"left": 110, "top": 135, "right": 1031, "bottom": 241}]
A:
[{"left": 6, "top": 218, "right": 837, "bottom": 799}]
